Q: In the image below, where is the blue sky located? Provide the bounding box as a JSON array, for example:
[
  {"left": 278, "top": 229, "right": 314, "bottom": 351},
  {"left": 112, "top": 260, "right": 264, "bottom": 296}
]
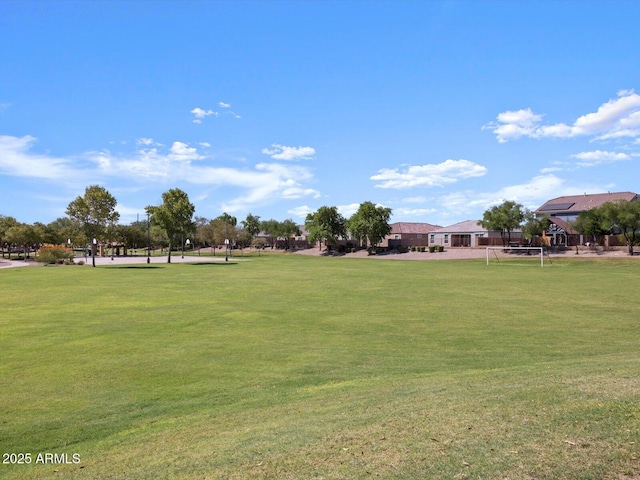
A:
[{"left": 2, "top": 0, "right": 640, "bottom": 227}]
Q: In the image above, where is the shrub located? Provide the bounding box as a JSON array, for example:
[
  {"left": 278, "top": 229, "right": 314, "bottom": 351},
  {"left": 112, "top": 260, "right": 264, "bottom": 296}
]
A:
[
  {"left": 37, "top": 245, "right": 75, "bottom": 264},
  {"left": 437, "top": 245, "right": 444, "bottom": 252},
  {"left": 429, "top": 246, "right": 436, "bottom": 253}
]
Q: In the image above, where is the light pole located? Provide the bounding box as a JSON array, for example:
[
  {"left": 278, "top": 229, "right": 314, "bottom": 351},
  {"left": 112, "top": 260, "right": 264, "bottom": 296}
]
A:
[
  {"left": 185, "top": 238, "right": 190, "bottom": 256},
  {"left": 225, "top": 223, "right": 229, "bottom": 261},
  {"left": 147, "top": 212, "right": 151, "bottom": 264},
  {"left": 92, "top": 238, "right": 97, "bottom": 267}
]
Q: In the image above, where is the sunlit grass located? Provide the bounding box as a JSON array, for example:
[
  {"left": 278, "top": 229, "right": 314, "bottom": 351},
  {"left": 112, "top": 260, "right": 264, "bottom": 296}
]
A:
[{"left": 1, "top": 256, "right": 639, "bottom": 479}]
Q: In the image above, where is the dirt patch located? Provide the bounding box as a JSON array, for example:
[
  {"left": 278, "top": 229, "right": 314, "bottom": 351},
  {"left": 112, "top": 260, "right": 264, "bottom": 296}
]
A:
[{"left": 294, "top": 247, "right": 637, "bottom": 261}]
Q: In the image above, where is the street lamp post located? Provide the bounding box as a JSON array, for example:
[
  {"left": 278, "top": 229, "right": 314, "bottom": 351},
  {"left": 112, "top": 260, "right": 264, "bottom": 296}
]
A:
[
  {"left": 147, "top": 212, "right": 151, "bottom": 264},
  {"left": 225, "top": 223, "right": 229, "bottom": 261},
  {"left": 92, "top": 238, "right": 97, "bottom": 268},
  {"left": 185, "top": 238, "right": 190, "bottom": 256}
]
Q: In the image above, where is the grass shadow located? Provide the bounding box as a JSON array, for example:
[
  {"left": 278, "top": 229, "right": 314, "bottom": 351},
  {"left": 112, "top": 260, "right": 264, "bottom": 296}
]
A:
[
  {"left": 190, "top": 262, "right": 238, "bottom": 266},
  {"left": 107, "top": 265, "right": 165, "bottom": 269}
]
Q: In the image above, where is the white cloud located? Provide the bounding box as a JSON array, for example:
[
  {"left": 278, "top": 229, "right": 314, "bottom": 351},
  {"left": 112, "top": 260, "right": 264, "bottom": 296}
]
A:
[
  {"left": 402, "top": 196, "right": 428, "bottom": 203},
  {"left": 0, "top": 135, "right": 76, "bottom": 180},
  {"left": 262, "top": 144, "right": 316, "bottom": 161},
  {"left": 288, "top": 205, "right": 314, "bottom": 218},
  {"left": 570, "top": 150, "right": 631, "bottom": 167},
  {"left": 190, "top": 107, "right": 218, "bottom": 123},
  {"left": 393, "top": 207, "right": 438, "bottom": 218},
  {"left": 136, "top": 137, "right": 155, "bottom": 146},
  {"left": 485, "top": 90, "right": 640, "bottom": 143},
  {"left": 169, "top": 141, "right": 203, "bottom": 161},
  {"left": 371, "top": 159, "right": 487, "bottom": 189},
  {"left": 219, "top": 102, "right": 231, "bottom": 108},
  {"left": 281, "top": 187, "right": 321, "bottom": 199},
  {"left": 337, "top": 203, "right": 360, "bottom": 218}
]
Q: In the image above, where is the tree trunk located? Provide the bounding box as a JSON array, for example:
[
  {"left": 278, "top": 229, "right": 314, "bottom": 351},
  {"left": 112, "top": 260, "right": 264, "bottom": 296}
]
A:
[{"left": 167, "top": 242, "right": 172, "bottom": 263}]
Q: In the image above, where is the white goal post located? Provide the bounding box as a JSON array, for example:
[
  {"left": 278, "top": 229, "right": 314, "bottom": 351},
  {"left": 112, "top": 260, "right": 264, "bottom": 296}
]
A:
[{"left": 486, "top": 246, "right": 546, "bottom": 267}]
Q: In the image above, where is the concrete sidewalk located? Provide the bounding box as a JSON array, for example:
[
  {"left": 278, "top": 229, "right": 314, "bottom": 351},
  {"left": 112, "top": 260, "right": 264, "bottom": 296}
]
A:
[{"left": 0, "top": 254, "right": 244, "bottom": 268}]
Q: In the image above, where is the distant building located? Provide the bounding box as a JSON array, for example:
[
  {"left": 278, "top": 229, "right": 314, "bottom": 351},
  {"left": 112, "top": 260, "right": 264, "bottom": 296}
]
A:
[
  {"left": 535, "top": 191, "right": 639, "bottom": 246},
  {"left": 429, "top": 220, "right": 508, "bottom": 248},
  {"left": 383, "top": 222, "right": 441, "bottom": 248}
]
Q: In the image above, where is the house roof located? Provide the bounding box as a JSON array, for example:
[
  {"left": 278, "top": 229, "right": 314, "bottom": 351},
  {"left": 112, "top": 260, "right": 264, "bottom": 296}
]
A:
[
  {"left": 536, "top": 191, "right": 639, "bottom": 215},
  {"left": 431, "top": 220, "right": 487, "bottom": 234},
  {"left": 389, "top": 222, "right": 441, "bottom": 234}
]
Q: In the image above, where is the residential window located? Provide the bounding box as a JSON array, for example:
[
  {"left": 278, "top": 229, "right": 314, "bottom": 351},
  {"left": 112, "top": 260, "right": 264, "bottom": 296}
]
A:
[
  {"left": 430, "top": 234, "right": 435, "bottom": 243},
  {"left": 444, "top": 234, "right": 449, "bottom": 244}
]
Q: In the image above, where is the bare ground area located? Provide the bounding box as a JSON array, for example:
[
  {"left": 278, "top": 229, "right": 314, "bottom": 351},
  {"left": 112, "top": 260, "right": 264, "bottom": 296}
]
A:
[
  {"left": 294, "top": 246, "right": 639, "bottom": 261},
  {"left": 1, "top": 246, "right": 637, "bottom": 269}
]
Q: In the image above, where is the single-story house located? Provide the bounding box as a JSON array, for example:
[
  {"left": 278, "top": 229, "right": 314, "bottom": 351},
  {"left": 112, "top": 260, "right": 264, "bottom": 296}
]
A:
[
  {"left": 383, "top": 222, "right": 442, "bottom": 248},
  {"left": 429, "top": 220, "right": 511, "bottom": 248}
]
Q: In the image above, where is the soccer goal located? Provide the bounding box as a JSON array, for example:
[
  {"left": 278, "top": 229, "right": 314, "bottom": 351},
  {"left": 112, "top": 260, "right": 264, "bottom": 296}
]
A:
[{"left": 486, "top": 246, "right": 547, "bottom": 267}]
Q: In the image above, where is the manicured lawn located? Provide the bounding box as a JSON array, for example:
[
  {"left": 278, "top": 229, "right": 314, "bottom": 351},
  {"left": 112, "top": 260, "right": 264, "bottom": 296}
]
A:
[{"left": 1, "top": 255, "right": 639, "bottom": 479}]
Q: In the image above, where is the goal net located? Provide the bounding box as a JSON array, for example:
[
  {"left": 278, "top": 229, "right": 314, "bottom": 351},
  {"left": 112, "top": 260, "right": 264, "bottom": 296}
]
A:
[{"left": 486, "top": 246, "right": 546, "bottom": 267}]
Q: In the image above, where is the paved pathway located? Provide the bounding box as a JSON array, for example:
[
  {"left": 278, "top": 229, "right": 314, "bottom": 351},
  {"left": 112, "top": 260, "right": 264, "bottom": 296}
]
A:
[{"left": 0, "top": 254, "right": 244, "bottom": 268}]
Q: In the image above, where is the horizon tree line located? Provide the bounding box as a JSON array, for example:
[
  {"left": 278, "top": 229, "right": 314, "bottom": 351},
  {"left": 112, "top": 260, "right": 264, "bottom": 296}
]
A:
[{"left": 3, "top": 186, "right": 640, "bottom": 259}]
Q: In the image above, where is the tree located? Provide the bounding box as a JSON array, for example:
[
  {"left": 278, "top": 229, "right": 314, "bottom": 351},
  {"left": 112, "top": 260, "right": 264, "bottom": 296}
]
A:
[
  {"left": 42, "top": 217, "right": 83, "bottom": 246},
  {"left": 348, "top": 201, "right": 392, "bottom": 249},
  {"left": 242, "top": 213, "right": 261, "bottom": 246},
  {"left": 574, "top": 208, "right": 609, "bottom": 246},
  {"left": 305, "top": 206, "right": 347, "bottom": 250},
  {"left": 0, "top": 215, "right": 19, "bottom": 258},
  {"left": 521, "top": 210, "right": 549, "bottom": 246},
  {"left": 599, "top": 200, "right": 640, "bottom": 255},
  {"left": 66, "top": 185, "right": 120, "bottom": 252},
  {"left": 279, "top": 219, "right": 301, "bottom": 249},
  {"left": 146, "top": 188, "right": 195, "bottom": 263},
  {"left": 480, "top": 200, "right": 525, "bottom": 246},
  {"left": 5, "top": 223, "right": 42, "bottom": 259},
  {"left": 260, "top": 219, "right": 281, "bottom": 248},
  {"left": 215, "top": 213, "right": 238, "bottom": 250}
]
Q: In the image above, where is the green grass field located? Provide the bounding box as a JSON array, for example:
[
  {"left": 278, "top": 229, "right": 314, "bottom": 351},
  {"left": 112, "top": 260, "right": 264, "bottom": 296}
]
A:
[{"left": 1, "top": 255, "right": 639, "bottom": 479}]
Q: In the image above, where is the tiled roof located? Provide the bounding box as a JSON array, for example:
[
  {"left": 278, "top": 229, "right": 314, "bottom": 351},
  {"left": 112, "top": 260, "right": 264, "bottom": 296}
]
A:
[
  {"left": 390, "top": 222, "right": 442, "bottom": 234},
  {"left": 431, "top": 220, "right": 487, "bottom": 233},
  {"left": 536, "top": 192, "right": 639, "bottom": 214}
]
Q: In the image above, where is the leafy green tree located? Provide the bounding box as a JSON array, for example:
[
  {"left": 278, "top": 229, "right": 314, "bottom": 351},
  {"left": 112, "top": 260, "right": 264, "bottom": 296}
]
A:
[
  {"left": 242, "top": 213, "right": 261, "bottom": 246},
  {"left": 348, "top": 201, "right": 392, "bottom": 249},
  {"left": 480, "top": 200, "right": 525, "bottom": 246},
  {"left": 305, "top": 206, "right": 347, "bottom": 250},
  {"left": 41, "top": 217, "right": 83, "bottom": 246},
  {"left": 573, "top": 208, "right": 609, "bottom": 246},
  {"left": 5, "top": 223, "right": 42, "bottom": 259},
  {"left": 146, "top": 188, "right": 195, "bottom": 263},
  {"left": 215, "top": 213, "right": 238, "bottom": 249},
  {"left": 66, "top": 185, "right": 120, "bottom": 253},
  {"left": 260, "top": 219, "right": 281, "bottom": 248},
  {"left": 521, "top": 210, "right": 549, "bottom": 246},
  {"left": 599, "top": 200, "right": 640, "bottom": 255},
  {"left": 279, "top": 219, "right": 301, "bottom": 249},
  {"left": 0, "top": 215, "right": 19, "bottom": 258}
]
